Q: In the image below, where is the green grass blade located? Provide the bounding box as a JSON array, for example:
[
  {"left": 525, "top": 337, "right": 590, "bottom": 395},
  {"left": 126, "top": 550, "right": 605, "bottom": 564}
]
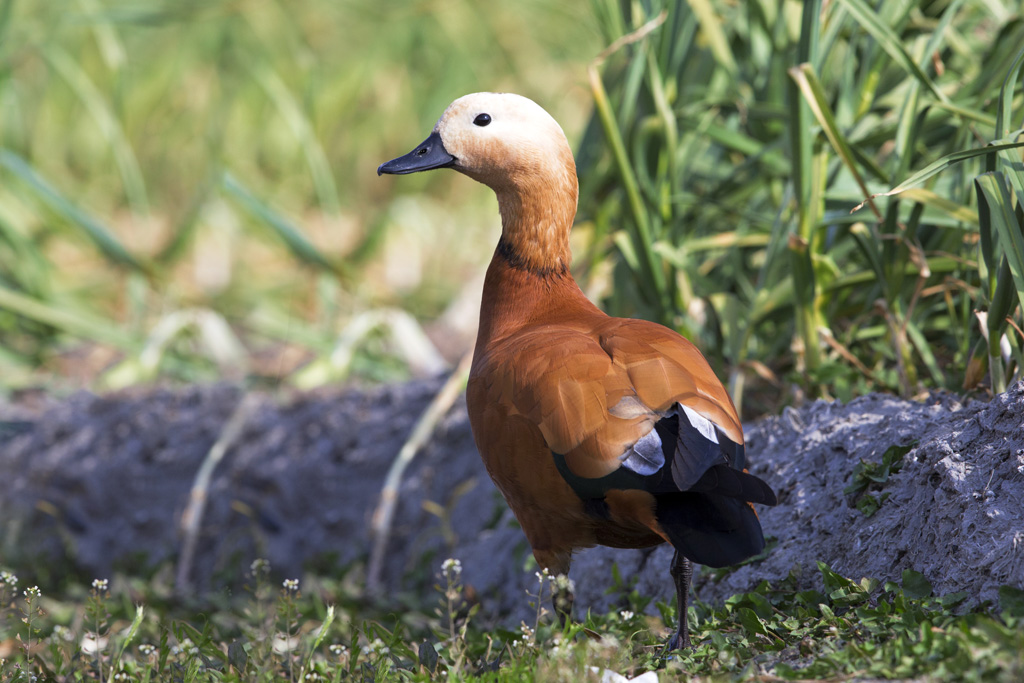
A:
[
  {"left": 850, "top": 222, "right": 886, "bottom": 283},
  {"left": 798, "top": 0, "right": 822, "bottom": 67},
  {"left": 975, "top": 171, "right": 1024, "bottom": 392},
  {"left": 222, "top": 172, "right": 344, "bottom": 276},
  {"left": 892, "top": 76, "right": 923, "bottom": 182},
  {"left": 44, "top": 46, "right": 149, "bottom": 217},
  {"left": 790, "top": 63, "right": 879, "bottom": 218},
  {"left": 993, "top": 47, "right": 1024, "bottom": 203},
  {"left": 995, "top": 47, "right": 1024, "bottom": 141},
  {"left": 827, "top": 255, "right": 963, "bottom": 291},
  {"left": 922, "top": 0, "right": 965, "bottom": 61},
  {"left": 930, "top": 101, "right": 997, "bottom": 127},
  {"left": 790, "top": 233, "right": 820, "bottom": 372},
  {"left": 154, "top": 176, "right": 217, "bottom": 265},
  {"left": 855, "top": 139, "right": 1024, "bottom": 211},
  {"left": 645, "top": 49, "right": 678, "bottom": 200},
  {"left": 616, "top": 43, "right": 648, "bottom": 128},
  {"left": 989, "top": 258, "right": 1016, "bottom": 341},
  {"left": 110, "top": 604, "right": 145, "bottom": 682},
  {"left": 588, "top": 13, "right": 670, "bottom": 319},
  {"left": 656, "top": 232, "right": 771, "bottom": 258},
  {"left": 689, "top": 119, "right": 789, "bottom": 174},
  {"left": 612, "top": 230, "right": 640, "bottom": 272},
  {"left": 834, "top": 0, "right": 949, "bottom": 104},
  {"left": 253, "top": 65, "right": 342, "bottom": 217},
  {"left": 905, "top": 319, "right": 946, "bottom": 387},
  {"left": 975, "top": 172, "right": 1024, "bottom": 318},
  {"left": 899, "top": 188, "right": 978, "bottom": 225},
  {"left": 0, "top": 282, "right": 137, "bottom": 349},
  {"left": 0, "top": 213, "right": 51, "bottom": 297},
  {"left": 303, "top": 604, "right": 335, "bottom": 674},
  {"left": 790, "top": 0, "right": 821, "bottom": 215},
  {"left": 0, "top": 0, "right": 13, "bottom": 46},
  {"left": 685, "top": 0, "right": 737, "bottom": 75},
  {"left": 77, "top": 0, "right": 127, "bottom": 71},
  {"left": 0, "top": 150, "right": 149, "bottom": 272}
]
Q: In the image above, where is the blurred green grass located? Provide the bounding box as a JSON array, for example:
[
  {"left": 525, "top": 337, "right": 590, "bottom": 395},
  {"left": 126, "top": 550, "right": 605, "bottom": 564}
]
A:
[
  {"left": 2, "top": 0, "right": 1024, "bottom": 415},
  {"left": 0, "top": 0, "right": 600, "bottom": 388}
]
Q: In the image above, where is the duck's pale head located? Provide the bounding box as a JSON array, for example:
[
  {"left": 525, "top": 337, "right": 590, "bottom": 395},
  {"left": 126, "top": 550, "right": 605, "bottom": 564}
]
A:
[
  {"left": 378, "top": 92, "right": 578, "bottom": 272},
  {"left": 378, "top": 92, "right": 576, "bottom": 190}
]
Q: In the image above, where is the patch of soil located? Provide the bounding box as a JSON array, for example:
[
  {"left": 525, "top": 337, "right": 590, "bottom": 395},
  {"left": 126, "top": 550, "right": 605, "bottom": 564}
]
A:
[{"left": 1, "top": 381, "right": 1022, "bottom": 625}]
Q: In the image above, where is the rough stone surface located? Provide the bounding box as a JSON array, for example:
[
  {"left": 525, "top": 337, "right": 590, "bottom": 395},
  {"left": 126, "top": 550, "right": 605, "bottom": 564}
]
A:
[
  {"left": 1, "top": 381, "right": 1022, "bottom": 626},
  {"left": 573, "top": 386, "right": 1024, "bottom": 618}
]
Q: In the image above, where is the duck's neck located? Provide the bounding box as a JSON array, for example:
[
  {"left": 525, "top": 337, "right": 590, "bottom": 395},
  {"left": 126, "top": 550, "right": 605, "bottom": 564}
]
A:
[
  {"left": 492, "top": 162, "right": 577, "bottom": 275},
  {"left": 474, "top": 170, "right": 603, "bottom": 356},
  {"left": 495, "top": 187, "right": 577, "bottom": 278}
]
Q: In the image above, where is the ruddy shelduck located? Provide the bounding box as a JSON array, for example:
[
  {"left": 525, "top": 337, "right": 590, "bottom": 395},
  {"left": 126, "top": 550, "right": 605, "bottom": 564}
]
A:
[{"left": 378, "top": 92, "right": 776, "bottom": 649}]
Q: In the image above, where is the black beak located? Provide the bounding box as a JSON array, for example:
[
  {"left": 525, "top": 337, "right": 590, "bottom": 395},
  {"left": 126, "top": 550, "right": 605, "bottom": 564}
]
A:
[{"left": 377, "top": 131, "right": 456, "bottom": 176}]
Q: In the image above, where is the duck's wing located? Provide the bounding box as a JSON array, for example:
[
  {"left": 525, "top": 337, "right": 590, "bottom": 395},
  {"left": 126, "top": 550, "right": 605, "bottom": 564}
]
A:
[{"left": 469, "top": 317, "right": 775, "bottom": 566}]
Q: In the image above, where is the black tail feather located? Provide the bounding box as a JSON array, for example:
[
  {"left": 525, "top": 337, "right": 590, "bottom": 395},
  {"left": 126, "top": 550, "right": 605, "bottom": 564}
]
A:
[
  {"left": 654, "top": 493, "right": 766, "bottom": 568},
  {"left": 688, "top": 465, "right": 777, "bottom": 506}
]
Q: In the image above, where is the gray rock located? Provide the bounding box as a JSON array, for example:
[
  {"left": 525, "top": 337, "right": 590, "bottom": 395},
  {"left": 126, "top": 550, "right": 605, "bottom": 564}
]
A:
[
  {"left": 573, "top": 387, "right": 1024, "bottom": 618},
  {"left": 1, "top": 381, "right": 1021, "bottom": 627}
]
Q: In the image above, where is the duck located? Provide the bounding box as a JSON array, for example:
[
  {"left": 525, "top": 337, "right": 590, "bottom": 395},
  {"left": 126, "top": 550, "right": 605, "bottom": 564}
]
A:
[{"left": 378, "top": 92, "right": 777, "bottom": 650}]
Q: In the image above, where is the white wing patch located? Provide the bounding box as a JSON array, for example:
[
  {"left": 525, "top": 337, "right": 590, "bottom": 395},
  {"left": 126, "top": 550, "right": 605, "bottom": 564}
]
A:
[
  {"left": 680, "top": 404, "right": 719, "bottom": 444},
  {"left": 619, "top": 426, "right": 664, "bottom": 475}
]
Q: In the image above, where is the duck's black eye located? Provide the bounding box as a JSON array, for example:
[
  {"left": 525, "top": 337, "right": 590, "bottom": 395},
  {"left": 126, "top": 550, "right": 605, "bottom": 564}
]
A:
[{"left": 473, "top": 113, "right": 492, "bottom": 127}]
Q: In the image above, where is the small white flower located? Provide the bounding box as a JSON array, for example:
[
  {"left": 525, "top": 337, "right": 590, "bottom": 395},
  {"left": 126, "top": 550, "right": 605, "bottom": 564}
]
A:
[
  {"left": 282, "top": 578, "right": 300, "bottom": 592},
  {"left": 50, "top": 625, "right": 75, "bottom": 643},
  {"left": 1, "top": 571, "right": 16, "bottom": 586},
  {"left": 361, "top": 638, "right": 389, "bottom": 657},
  {"left": 329, "top": 643, "right": 348, "bottom": 656},
  {"left": 250, "top": 559, "right": 271, "bottom": 576},
  {"left": 92, "top": 578, "right": 109, "bottom": 592},
  {"left": 138, "top": 644, "right": 156, "bottom": 656},
  {"left": 619, "top": 610, "right": 634, "bottom": 620},
  {"left": 23, "top": 586, "right": 41, "bottom": 598},
  {"left": 441, "top": 558, "right": 462, "bottom": 576},
  {"left": 553, "top": 574, "right": 575, "bottom": 593},
  {"left": 81, "top": 632, "right": 108, "bottom": 655},
  {"left": 172, "top": 638, "right": 199, "bottom": 657}
]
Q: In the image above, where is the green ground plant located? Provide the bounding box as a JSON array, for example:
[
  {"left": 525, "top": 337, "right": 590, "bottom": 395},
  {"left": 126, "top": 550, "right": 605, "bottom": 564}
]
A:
[{"left": 0, "top": 561, "right": 1021, "bottom": 681}]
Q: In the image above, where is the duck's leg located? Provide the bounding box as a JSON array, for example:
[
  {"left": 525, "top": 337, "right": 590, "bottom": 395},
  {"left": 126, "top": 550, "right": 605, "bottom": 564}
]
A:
[
  {"left": 553, "top": 580, "right": 574, "bottom": 627},
  {"left": 667, "top": 550, "right": 693, "bottom": 650},
  {"left": 535, "top": 550, "right": 573, "bottom": 626}
]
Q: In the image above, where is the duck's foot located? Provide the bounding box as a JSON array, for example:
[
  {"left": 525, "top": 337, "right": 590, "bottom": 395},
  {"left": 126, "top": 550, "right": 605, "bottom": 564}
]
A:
[
  {"left": 663, "top": 551, "right": 693, "bottom": 655},
  {"left": 665, "top": 630, "right": 692, "bottom": 652}
]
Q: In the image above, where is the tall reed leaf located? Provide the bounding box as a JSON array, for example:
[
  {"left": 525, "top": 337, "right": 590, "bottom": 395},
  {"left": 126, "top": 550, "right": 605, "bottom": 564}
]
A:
[
  {"left": 0, "top": 150, "right": 148, "bottom": 273},
  {"left": 44, "top": 46, "right": 149, "bottom": 216},
  {"left": 834, "top": 0, "right": 948, "bottom": 104},
  {"left": 853, "top": 139, "right": 1024, "bottom": 212},
  {"left": 0, "top": 282, "right": 137, "bottom": 349},
  {"left": 222, "top": 172, "right": 345, "bottom": 277},
  {"left": 975, "top": 173, "right": 1024, "bottom": 318},
  {"left": 578, "top": 0, "right": 1024, "bottom": 403}
]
